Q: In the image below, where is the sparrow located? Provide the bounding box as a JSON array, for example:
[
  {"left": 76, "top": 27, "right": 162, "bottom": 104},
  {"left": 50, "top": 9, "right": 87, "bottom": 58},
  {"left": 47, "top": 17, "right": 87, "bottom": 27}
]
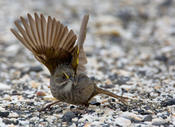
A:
[{"left": 11, "top": 13, "right": 128, "bottom": 110}]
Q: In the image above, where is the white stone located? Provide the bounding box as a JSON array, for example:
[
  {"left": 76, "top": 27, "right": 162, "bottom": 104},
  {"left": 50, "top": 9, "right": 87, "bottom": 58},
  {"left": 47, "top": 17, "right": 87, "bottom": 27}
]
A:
[
  {"left": 5, "top": 44, "right": 20, "bottom": 57},
  {"left": 9, "top": 112, "right": 19, "bottom": 118},
  {"left": 121, "top": 112, "right": 143, "bottom": 122},
  {"left": 115, "top": 117, "right": 131, "bottom": 126},
  {"left": 0, "top": 83, "right": 11, "bottom": 90}
]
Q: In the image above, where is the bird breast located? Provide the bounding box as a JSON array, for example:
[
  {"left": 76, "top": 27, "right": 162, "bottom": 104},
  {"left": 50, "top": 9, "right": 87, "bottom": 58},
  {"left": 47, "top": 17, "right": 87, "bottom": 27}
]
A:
[{"left": 62, "top": 81, "right": 72, "bottom": 92}]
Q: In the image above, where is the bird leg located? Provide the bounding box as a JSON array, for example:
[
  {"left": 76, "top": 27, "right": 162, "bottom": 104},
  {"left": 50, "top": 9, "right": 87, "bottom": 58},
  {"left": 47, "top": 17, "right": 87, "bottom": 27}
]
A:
[{"left": 39, "top": 100, "right": 60, "bottom": 112}]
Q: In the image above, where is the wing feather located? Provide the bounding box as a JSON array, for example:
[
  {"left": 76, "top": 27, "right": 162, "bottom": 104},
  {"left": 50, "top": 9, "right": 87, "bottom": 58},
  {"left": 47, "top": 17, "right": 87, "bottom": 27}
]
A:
[
  {"left": 40, "top": 14, "right": 47, "bottom": 50},
  {"left": 14, "top": 20, "right": 37, "bottom": 52},
  {"left": 67, "top": 35, "right": 77, "bottom": 51},
  {"left": 63, "top": 30, "right": 75, "bottom": 50},
  {"left": 77, "top": 14, "right": 89, "bottom": 73},
  {"left": 11, "top": 13, "right": 77, "bottom": 74},
  {"left": 46, "top": 16, "right": 53, "bottom": 48},
  {"left": 20, "top": 16, "right": 38, "bottom": 51},
  {"left": 11, "top": 29, "right": 35, "bottom": 52},
  {"left": 52, "top": 21, "right": 61, "bottom": 48},
  {"left": 34, "top": 13, "right": 42, "bottom": 50},
  {"left": 27, "top": 14, "right": 41, "bottom": 49},
  {"left": 50, "top": 18, "right": 57, "bottom": 47},
  {"left": 59, "top": 27, "right": 69, "bottom": 48}
]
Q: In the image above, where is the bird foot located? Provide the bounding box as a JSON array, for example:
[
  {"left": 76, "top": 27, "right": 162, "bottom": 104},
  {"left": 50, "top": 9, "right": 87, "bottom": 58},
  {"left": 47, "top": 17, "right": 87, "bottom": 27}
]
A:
[
  {"left": 39, "top": 100, "right": 60, "bottom": 112},
  {"left": 117, "top": 96, "right": 130, "bottom": 105}
]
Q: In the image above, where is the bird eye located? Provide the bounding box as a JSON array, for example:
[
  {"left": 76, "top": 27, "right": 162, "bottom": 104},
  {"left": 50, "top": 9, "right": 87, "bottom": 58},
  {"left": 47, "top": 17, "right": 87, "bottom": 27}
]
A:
[{"left": 62, "top": 71, "right": 69, "bottom": 79}]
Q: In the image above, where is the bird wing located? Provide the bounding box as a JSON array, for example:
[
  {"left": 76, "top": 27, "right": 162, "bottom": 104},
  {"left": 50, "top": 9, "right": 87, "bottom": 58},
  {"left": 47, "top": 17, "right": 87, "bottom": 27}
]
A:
[
  {"left": 76, "top": 14, "right": 89, "bottom": 74},
  {"left": 11, "top": 13, "right": 77, "bottom": 74}
]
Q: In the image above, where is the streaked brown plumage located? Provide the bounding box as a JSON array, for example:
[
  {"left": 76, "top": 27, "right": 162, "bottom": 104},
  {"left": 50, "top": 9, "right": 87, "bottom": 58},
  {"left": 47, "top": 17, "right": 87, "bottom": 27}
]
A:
[{"left": 11, "top": 13, "right": 128, "bottom": 109}]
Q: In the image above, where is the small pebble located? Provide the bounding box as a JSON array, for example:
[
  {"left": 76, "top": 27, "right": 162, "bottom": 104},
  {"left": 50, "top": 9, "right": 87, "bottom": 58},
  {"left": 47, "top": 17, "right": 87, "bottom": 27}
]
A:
[
  {"left": 0, "top": 83, "right": 11, "bottom": 90},
  {"left": 143, "top": 115, "right": 152, "bottom": 122},
  {"left": 116, "top": 76, "right": 130, "bottom": 85},
  {"left": 5, "top": 44, "right": 20, "bottom": 57},
  {"left": 115, "top": 117, "right": 131, "bottom": 126},
  {"left": 62, "top": 111, "right": 75, "bottom": 122},
  {"left": 28, "top": 66, "right": 43, "bottom": 73},
  {"left": 104, "top": 79, "right": 112, "bottom": 85},
  {"left": 152, "top": 118, "right": 168, "bottom": 126},
  {"left": 36, "top": 91, "right": 46, "bottom": 97},
  {"left": 161, "top": 99, "right": 175, "bottom": 107},
  {"left": 9, "top": 112, "right": 19, "bottom": 118},
  {"left": 30, "top": 81, "right": 40, "bottom": 89},
  {"left": 0, "top": 111, "right": 9, "bottom": 117},
  {"left": 3, "top": 119, "right": 19, "bottom": 125},
  {"left": 121, "top": 112, "right": 143, "bottom": 123},
  {"left": 89, "top": 101, "right": 101, "bottom": 106}
]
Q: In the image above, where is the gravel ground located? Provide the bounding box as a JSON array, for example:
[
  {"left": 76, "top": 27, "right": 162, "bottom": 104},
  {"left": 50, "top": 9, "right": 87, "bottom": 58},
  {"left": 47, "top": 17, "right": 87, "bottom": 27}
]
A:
[{"left": 1, "top": 0, "right": 175, "bottom": 126}]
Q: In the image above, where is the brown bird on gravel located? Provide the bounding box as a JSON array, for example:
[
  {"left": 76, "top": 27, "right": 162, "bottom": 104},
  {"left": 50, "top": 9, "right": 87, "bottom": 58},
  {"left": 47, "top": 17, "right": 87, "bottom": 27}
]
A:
[{"left": 11, "top": 13, "right": 128, "bottom": 110}]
